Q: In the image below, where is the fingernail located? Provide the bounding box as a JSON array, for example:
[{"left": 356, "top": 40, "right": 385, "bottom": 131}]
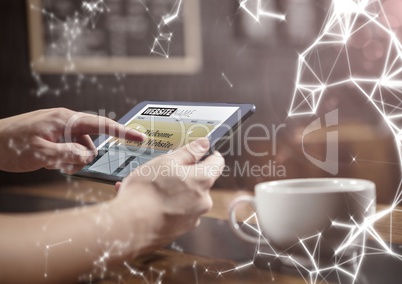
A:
[
  {"left": 141, "top": 133, "right": 147, "bottom": 140},
  {"left": 194, "top": 138, "right": 209, "bottom": 150},
  {"left": 213, "top": 151, "right": 222, "bottom": 157},
  {"left": 86, "top": 150, "right": 97, "bottom": 163}
]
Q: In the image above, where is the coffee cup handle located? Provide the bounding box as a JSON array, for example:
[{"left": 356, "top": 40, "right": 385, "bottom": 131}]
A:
[{"left": 228, "top": 195, "right": 260, "bottom": 244}]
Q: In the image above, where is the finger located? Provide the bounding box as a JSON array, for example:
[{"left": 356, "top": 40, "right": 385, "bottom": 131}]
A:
[
  {"left": 199, "top": 193, "right": 213, "bottom": 215},
  {"left": 75, "top": 134, "right": 97, "bottom": 152},
  {"left": 66, "top": 113, "right": 146, "bottom": 142},
  {"left": 196, "top": 151, "right": 225, "bottom": 178},
  {"left": 40, "top": 139, "right": 97, "bottom": 167},
  {"left": 186, "top": 151, "right": 224, "bottom": 189},
  {"left": 194, "top": 151, "right": 225, "bottom": 175},
  {"left": 115, "top": 182, "right": 122, "bottom": 191},
  {"left": 169, "top": 138, "right": 210, "bottom": 165},
  {"left": 193, "top": 218, "right": 202, "bottom": 228}
]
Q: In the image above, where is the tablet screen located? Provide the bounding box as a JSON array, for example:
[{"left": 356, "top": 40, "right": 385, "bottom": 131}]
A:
[{"left": 79, "top": 103, "right": 243, "bottom": 180}]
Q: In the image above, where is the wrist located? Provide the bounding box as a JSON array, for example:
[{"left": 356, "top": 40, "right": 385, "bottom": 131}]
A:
[{"left": 109, "top": 181, "right": 163, "bottom": 258}]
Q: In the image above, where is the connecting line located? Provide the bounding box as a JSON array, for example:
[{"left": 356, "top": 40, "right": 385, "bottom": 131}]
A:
[
  {"left": 216, "top": 261, "right": 254, "bottom": 276},
  {"left": 137, "top": 0, "right": 149, "bottom": 12},
  {"left": 162, "top": 0, "right": 183, "bottom": 25},
  {"left": 364, "top": 199, "right": 376, "bottom": 215},
  {"left": 259, "top": 10, "right": 286, "bottom": 21},
  {"left": 124, "top": 262, "right": 149, "bottom": 284},
  {"left": 44, "top": 239, "right": 73, "bottom": 278},
  {"left": 124, "top": 262, "right": 165, "bottom": 284},
  {"left": 193, "top": 261, "right": 199, "bottom": 284},
  {"left": 239, "top": 0, "right": 285, "bottom": 22},
  {"left": 352, "top": 157, "right": 401, "bottom": 166},
  {"left": 221, "top": 73, "right": 234, "bottom": 88},
  {"left": 333, "top": 221, "right": 368, "bottom": 255},
  {"left": 82, "top": 0, "right": 107, "bottom": 14},
  {"left": 298, "top": 233, "right": 322, "bottom": 273},
  {"left": 265, "top": 262, "right": 274, "bottom": 281},
  {"left": 350, "top": 231, "right": 367, "bottom": 284}
]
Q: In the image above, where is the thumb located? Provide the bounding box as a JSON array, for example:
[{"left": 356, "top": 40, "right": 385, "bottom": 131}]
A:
[
  {"left": 171, "top": 138, "right": 210, "bottom": 165},
  {"left": 115, "top": 182, "right": 122, "bottom": 191},
  {"left": 41, "top": 138, "right": 96, "bottom": 165}
]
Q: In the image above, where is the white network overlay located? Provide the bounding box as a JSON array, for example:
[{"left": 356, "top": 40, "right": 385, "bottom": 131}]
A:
[
  {"left": 29, "top": 1, "right": 127, "bottom": 98},
  {"left": 219, "top": 0, "right": 402, "bottom": 283},
  {"left": 29, "top": 0, "right": 182, "bottom": 98},
  {"left": 282, "top": 0, "right": 402, "bottom": 282},
  {"left": 22, "top": 0, "right": 402, "bottom": 283},
  {"left": 150, "top": 0, "right": 182, "bottom": 58},
  {"left": 239, "top": 0, "right": 285, "bottom": 21}
]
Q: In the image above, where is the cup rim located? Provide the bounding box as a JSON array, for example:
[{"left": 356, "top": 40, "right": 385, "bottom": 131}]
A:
[{"left": 255, "top": 178, "right": 375, "bottom": 194}]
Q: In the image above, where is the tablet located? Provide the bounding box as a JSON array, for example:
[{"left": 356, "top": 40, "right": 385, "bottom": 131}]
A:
[{"left": 72, "top": 101, "right": 255, "bottom": 183}]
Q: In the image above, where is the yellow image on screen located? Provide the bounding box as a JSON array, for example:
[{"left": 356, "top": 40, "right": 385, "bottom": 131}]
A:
[{"left": 110, "top": 119, "right": 215, "bottom": 151}]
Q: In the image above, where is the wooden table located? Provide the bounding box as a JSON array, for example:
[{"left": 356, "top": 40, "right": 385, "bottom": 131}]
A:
[{"left": 1, "top": 179, "right": 402, "bottom": 283}]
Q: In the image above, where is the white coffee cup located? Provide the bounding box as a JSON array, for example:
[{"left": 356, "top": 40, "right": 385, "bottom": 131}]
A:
[{"left": 228, "top": 178, "right": 376, "bottom": 268}]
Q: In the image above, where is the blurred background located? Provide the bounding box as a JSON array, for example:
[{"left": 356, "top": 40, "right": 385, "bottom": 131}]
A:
[{"left": 0, "top": 0, "right": 400, "bottom": 204}]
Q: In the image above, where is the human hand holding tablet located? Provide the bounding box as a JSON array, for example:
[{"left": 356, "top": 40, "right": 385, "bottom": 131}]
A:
[{"left": 72, "top": 101, "right": 255, "bottom": 183}]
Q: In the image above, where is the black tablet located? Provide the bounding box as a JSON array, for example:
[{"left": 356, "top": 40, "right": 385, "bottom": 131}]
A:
[{"left": 72, "top": 101, "right": 255, "bottom": 183}]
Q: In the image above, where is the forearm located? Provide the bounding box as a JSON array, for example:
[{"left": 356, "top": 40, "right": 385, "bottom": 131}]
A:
[
  {"left": 0, "top": 137, "right": 221, "bottom": 283},
  {"left": 0, "top": 117, "right": 14, "bottom": 172},
  {"left": 0, "top": 200, "right": 148, "bottom": 284}
]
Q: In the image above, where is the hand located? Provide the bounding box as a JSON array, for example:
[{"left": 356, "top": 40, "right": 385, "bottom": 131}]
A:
[
  {"left": 112, "top": 138, "right": 225, "bottom": 255},
  {"left": 0, "top": 108, "right": 145, "bottom": 174},
  {"left": 0, "top": 138, "right": 223, "bottom": 282}
]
